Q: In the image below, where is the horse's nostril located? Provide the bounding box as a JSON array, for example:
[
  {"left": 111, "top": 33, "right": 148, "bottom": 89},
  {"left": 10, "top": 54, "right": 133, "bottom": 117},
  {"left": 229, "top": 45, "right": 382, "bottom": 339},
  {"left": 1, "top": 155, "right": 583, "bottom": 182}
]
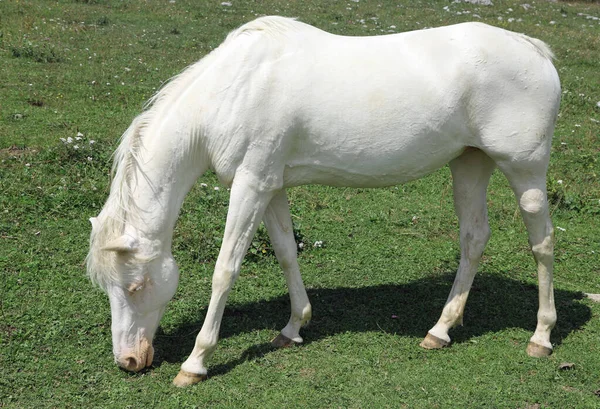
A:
[
  {"left": 120, "top": 356, "right": 141, "bottom": 372},
  {"left": 126, "top": 357, "right": 137, "bottom": 369}
]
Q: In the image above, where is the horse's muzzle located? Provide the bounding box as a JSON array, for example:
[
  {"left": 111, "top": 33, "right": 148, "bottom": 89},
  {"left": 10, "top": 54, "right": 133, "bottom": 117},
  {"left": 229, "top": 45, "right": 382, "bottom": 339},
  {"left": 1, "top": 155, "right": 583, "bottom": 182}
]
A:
[{"left": 116, "top": 343, "right": 154, "bottom": 372}]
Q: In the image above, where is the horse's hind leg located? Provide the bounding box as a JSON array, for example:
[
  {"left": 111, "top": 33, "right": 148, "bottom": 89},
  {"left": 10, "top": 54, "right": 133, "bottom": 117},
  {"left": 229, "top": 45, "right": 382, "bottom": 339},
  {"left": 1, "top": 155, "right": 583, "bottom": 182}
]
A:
[
  {"left": 497, "top": 160, "right": 556, "bottom": 356},
  {"left": 421, "top": 148, "right": 495, "bottom": 349},
  {"left": 263, "top": 190, "right": 312, "bottom": 347}
]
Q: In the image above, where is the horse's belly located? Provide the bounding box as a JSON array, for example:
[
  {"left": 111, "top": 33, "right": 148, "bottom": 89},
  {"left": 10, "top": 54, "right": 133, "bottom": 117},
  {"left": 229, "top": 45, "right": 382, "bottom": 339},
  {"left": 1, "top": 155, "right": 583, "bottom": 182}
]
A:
[{"left": 282, "top": 142, "right": 464, "bottom": 188}]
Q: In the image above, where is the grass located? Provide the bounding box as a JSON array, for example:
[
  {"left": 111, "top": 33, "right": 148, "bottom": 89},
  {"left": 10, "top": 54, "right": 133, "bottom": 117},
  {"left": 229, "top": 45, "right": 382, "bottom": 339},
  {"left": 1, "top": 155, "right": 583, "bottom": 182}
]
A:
[{"left": 1, "top": 0, "right": 600, "bottom": 407}]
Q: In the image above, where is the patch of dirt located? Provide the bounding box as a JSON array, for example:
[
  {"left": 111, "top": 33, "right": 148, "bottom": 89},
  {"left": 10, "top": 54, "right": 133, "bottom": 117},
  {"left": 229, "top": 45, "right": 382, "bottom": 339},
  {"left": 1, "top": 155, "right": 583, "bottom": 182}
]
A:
[
  {"left": 0, "top": 325, "right": 18, "bottom": 338},
  {"left": 585, "top": 293, "right": 600, "bottom": 302},
  {"left": 299, "top": 367, "right": 316, "bottom": 378},
  {"left": 27, "top": 98, "right": 45, "bottom": 107},
  {"left": 520, "top": 404, "right": 541, "bottom": 409},
  {"left": 0, "top": 145, "right": 37, "bottom": 158}
]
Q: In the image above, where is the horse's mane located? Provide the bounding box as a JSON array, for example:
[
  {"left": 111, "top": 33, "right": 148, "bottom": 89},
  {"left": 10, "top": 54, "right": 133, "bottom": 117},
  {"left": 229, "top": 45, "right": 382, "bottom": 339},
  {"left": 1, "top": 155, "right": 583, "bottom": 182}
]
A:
[
  {"left": 145, "top": 16, "right": 302, "bottom": 110},
  {"left": 86, "top": 112, "right": 149, "bottom": 289},
  {"left": 86, "top": 16, "right": 303, "bottom": 289}
]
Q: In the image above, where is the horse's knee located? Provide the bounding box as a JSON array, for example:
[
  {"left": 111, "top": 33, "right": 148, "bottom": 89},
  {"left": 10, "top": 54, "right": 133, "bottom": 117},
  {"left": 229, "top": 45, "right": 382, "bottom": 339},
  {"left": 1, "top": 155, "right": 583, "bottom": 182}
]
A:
[
  {"left": 212, "top": 265, "right": 236, "bottom": 293},
  {"left": 519, "top": 188, "right": 546, "bottom": 215},
  {"left": 276, "top": 249, "right": 297, "bottom": 271}
]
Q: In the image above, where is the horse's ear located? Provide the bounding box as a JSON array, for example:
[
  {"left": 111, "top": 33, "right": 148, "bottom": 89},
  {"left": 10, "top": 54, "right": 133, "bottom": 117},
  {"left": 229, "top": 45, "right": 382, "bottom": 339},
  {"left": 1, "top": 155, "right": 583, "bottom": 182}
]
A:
[
  {"left": 102, "top": 235, "right": 138, "bottom": 253},
  {"left": 89, "top": 217, "right": 98, "bottom": 231}
]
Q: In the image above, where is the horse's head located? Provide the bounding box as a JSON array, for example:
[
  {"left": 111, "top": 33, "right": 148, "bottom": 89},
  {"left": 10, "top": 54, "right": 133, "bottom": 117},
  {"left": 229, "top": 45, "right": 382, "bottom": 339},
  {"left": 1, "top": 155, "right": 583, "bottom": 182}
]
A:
[{"left": 88, "top": 217, "right": 179, "bottom": 372}]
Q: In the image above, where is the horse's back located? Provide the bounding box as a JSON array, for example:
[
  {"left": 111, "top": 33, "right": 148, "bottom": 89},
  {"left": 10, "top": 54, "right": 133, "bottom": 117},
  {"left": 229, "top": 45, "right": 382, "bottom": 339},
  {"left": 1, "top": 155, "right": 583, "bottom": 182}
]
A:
[{"left": 201, "top": 18, "right": 560, "bottom": 187}]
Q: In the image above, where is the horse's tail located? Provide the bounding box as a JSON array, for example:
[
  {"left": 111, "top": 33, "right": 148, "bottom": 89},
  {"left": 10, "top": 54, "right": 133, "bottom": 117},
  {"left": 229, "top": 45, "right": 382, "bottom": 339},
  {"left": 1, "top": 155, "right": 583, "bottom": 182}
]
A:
[{"left": 515, "top": 33, "right": 555, "bottom": 61}]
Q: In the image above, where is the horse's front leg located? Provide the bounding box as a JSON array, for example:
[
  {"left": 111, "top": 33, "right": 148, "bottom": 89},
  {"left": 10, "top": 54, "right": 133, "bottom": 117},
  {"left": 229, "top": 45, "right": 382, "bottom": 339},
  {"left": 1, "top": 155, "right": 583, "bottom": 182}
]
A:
[
  {"left": 173, "top": 178, "right": 275, "bottom": 387},
  {"left": 263, "top": 190, "right": 312, "bottom": 347}
]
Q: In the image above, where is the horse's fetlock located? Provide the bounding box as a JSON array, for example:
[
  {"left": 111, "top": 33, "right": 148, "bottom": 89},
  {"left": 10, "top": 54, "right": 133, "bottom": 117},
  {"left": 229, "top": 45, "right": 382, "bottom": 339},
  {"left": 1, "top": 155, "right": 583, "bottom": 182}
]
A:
[
  {"left": 301, "top": 304, "right": 312, "bottom": 324},
  {"left": 538, "top": 310, "right": 557, "bottom": 328}
]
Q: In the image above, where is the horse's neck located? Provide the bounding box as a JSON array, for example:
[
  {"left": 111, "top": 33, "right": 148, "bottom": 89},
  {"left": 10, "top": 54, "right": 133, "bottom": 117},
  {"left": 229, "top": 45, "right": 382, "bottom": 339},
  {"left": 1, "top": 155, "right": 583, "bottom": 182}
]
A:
[{"left": 127, "top": 124, "right": 207, "bottom": 242}]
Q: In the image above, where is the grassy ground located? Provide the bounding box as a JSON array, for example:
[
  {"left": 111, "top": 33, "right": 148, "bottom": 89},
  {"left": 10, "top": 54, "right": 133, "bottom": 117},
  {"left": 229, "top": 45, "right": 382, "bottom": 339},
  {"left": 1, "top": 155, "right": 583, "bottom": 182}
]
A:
[{"left": 1, "top": 0, "right": 600, "bottom": 408}]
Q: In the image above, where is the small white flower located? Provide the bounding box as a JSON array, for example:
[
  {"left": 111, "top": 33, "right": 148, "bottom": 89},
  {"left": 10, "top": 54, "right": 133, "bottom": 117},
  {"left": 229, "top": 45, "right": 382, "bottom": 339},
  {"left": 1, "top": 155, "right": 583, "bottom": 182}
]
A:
[
  {"left": 214, "top": 186, "right": 220, "bottom": 191},
  {"left": 557, "top": 180, "right": 563, "bottom": 185},
  {"left": 73, "top": 145, "right": 79, "bottom": 150},
  {"left": 313, "top": 240, "right": 323, "bottom": 248},
  {"left": 77, "top": 132, "right": 84, "bottom": 137},
  {"left": 596, "top": 101, "right": 600, "bottom": 109},
  {"left": 556, "top": 226, "right": 566, "bottom": 232},
  {"left": 89, "top": 140, "right": 95, "bottom": 145},
  {"left": 66, "top": 137, "right": 73, "bottom": 144},
  {"left": 221, "top": 1, "right": 232, "bottom": 6},
  {"left": 575, "top": 124, "right": 581, "bottom": 127},
  {"left": 75, "top": 136, "right": 82, "bottom": 141},
  {"left": 200, "top": 183, "right": 208, "bottom": 188},
  {"left": 298, "top": 242, "right": 304, "bottom": 249},
  {"left": 60, "top": 137, "right": 67, "bottom": 143},
  {"left": 25, "top": 163, "right": 31, "bottom": 167},
  {"left": 87, "top": 156, "right": 93, "bottom": 162}
]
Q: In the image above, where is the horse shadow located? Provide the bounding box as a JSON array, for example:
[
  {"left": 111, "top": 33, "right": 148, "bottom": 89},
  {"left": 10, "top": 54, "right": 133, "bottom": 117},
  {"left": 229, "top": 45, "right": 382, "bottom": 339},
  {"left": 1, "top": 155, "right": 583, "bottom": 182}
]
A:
[{"left": 153, "top": 272, "right": 591, "bottom": 377}]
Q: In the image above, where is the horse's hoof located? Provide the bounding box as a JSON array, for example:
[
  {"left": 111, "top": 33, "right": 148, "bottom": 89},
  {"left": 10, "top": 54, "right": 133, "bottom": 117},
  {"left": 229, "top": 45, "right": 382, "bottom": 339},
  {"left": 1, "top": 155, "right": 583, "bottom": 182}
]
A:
[
  {"left": 271, "top": 333, "right": 298, "bottom": 348},
  {"left": 420, "top": 333, "right": 450, "bottom": 350},
  {"left": 172, "top": 370, "right": 207, "bottom": 387},
  {"left": 526, "top": 341, "right": 553, "bottom": 357}
]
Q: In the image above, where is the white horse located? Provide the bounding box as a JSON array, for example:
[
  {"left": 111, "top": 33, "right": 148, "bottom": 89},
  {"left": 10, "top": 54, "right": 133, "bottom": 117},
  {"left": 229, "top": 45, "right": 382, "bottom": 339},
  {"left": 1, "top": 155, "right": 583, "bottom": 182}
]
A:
[{"left": 87, "top": 17, "right": 561, "bottom": 387}]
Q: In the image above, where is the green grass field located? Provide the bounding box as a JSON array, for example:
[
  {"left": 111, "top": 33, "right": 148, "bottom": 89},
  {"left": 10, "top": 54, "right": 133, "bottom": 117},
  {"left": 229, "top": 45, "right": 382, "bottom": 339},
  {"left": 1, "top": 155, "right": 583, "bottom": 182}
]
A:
[{"left": 1, "top": 0, "right": 599, "bottom": 407}]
